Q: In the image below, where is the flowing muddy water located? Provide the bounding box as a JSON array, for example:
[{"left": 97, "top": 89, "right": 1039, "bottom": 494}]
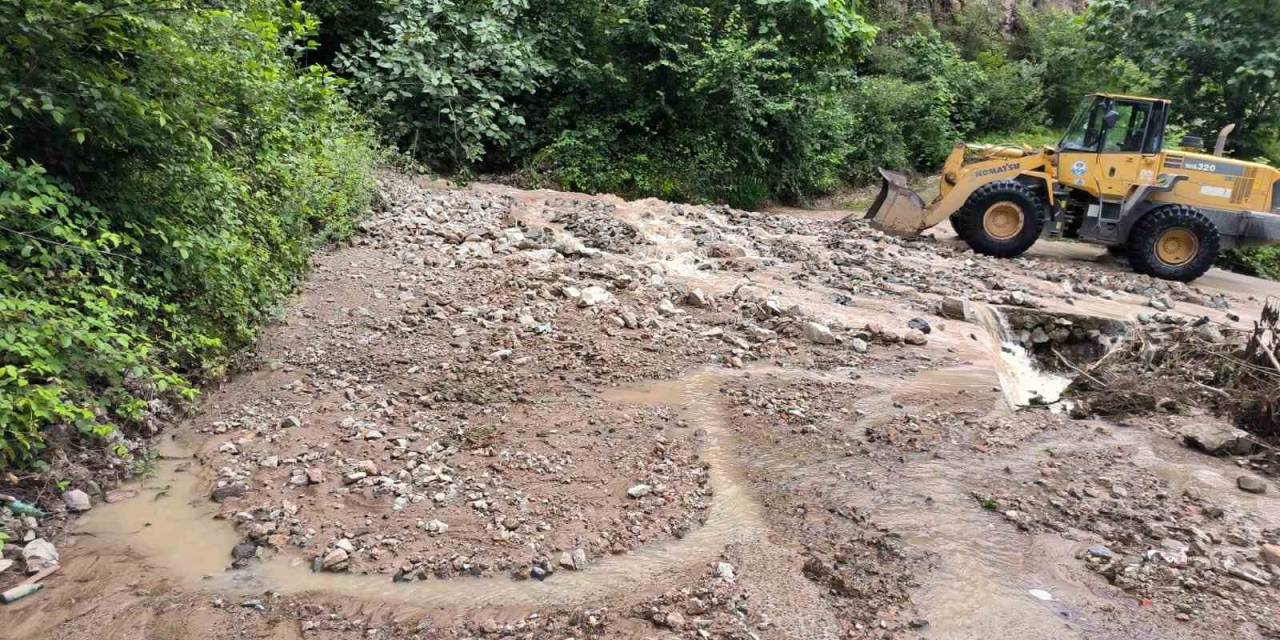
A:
[{"left": 971, "top": 303, "right": 1075, "bottom": 408}]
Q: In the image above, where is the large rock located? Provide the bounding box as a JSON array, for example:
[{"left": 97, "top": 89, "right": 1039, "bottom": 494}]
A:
[
  {"left": 1238, "top": 475, "right": 1268, "bottom": 494},
  {"left": 62, "top": 489, "right": 92, "bottom": 512},
  {"left": 1180, "top": 424, "right": 1251, "bottom": 456},
  {"left": 321, "top": 547, "right": 349, "bottom": 571},
  {"left": 22, "top": 538, "right": 59, "bottom": 573},
  {"left": 940, "top": 297, "right": 972, "bottom": 321},
  {"left": 578, "top": 286, "right": 613, "bottom": 308},
  {"left": 804, "top": 321, "right": 837, "bottom": 345}
]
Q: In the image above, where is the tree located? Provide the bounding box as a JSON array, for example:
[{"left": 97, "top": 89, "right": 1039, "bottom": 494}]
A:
[{"left": 1087, "top": 0, "right": 1280, "bottom": 156}]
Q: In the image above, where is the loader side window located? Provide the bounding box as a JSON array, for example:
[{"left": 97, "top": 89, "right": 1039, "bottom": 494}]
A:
[
  {"left": 1143, "top": 102, "right": 1168, "bottom": 154},
  {"left": 1273, "top": 180, "right": 1280, "bottom": 212},
  {"left": 1102, "top": 102, "right": 1152, "bottom": 153}
]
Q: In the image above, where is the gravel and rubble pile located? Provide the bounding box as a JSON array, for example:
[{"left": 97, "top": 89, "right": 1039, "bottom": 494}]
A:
[
  {"left": 974, "top": 443, "right": 1280, "bottom": 634},
  {"left": 547, "top": 198, "right": 644, "bottom": 253},
  {"left": 199, "top": 173, "right": 940, "bottom": 582}
]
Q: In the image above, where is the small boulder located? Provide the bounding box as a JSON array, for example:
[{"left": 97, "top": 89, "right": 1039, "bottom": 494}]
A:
[
  {"left": 1238, "top": 475, "right": 1268, "bottom": 494},
  {"left": 211, "top": 482, "right": 247, "bottom": 502},
  {"left": 706, "top": 242, "right": 747, "bottom": 258},
  {"left": 714, "top": 561, "right": 736, "bottom": 581},
  {"left": 1260, "top": 544, "right": 1280, "bottom": 567},
  {"left": 684, "top": 288, "right": 712, "bottom": 308},
  {"left": 804, "top": 321, "right": 837, "bottom": 345},
  {"left": 578, "top": 286, "right": 612, "bottom": 308},
  {"left": 664, "top": 611, "right": 686, "bottom": 629},
  {"left": 1180, "top": 424, "right": 1251, "bottom": 456},
  {"left": 627, "top": 484, "right": 653, "bottom": 498},
  {"left": 22, "top": 538, "right": 59, "bottom": 573},
  {"left": 907, "top": 317, "right": 932, "bottom": 334},
  {"left": 321, "top": 548, "right": 349, "bottom": 572},
  {"left": 940, "top": 297, "right": 971, "bottom": 321},
  {"left": 62, "top": 489, "right": 92, "bottom": 512}
]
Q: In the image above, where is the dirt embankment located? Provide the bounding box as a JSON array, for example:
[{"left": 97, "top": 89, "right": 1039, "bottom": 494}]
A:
[{"left": 5, "top": 171, "right": 1280, "bottom": 640}]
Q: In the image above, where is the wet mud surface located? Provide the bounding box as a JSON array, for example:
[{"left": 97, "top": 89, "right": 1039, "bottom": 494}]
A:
[{"left": 7, "top": 174, "right": 1280, "bottom": 640}]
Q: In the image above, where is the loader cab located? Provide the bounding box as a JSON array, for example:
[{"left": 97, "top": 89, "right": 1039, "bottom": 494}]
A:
[{"left": 1057, "top": 95, "right": 1170, "bottom": 199}]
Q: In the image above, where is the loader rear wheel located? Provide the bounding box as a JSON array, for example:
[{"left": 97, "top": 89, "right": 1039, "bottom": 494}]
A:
[
  {"left": 1127, "top": 205, "right": 1220, "bottom": 282},
  {"left": 954, "top": 181, "right": 1045, "bottom": 258}
]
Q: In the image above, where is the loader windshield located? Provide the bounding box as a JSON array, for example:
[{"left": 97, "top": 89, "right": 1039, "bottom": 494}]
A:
[{"left": 1060, "top": 97, "right": 1106, "bottom": 152}]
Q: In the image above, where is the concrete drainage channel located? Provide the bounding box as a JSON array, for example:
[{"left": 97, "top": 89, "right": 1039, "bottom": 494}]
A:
[{"left": 966, "top": 301, "right": 1129, "bottom": 410}]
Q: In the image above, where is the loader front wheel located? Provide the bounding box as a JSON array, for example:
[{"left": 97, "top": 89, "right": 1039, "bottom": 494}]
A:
[
  {"left": 1128, "top": 205, "right": 1220, "bottom": 282},
  {"left": 955, "top": 181, "right": 1045, "bottom": 258}
]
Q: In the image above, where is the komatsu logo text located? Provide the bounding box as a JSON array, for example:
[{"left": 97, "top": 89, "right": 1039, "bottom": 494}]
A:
[{"left": 975, "top": 163, "right": 1018, "bottom": 178}]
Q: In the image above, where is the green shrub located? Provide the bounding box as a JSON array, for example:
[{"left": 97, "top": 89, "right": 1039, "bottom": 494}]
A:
[
  {"left": 337, "top": 0, "right": 552, "bottom": 169},
  {"left": 1220, "top": 247, "right": 1280, "bottom": 281},
  {"left": 0, "top": 0, "right": 376, "bottom": 467}
]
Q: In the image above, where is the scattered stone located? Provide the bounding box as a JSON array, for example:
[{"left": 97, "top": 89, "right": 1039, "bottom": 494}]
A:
[
  {"left": 850, "top": 337, "right": 868, "bottom": 354},
  {"left": 804, "top": 321, "right": 836, "bottom": 345},
  {"left": 1237, "top": 475, "right": 1268, "bottom": 494},
  {"left": 62, "top": 489, "right": 91, "bottom": 512},
  {"left": 714, "top": 561, "right": 736, "bottom": 581},
  {"left": 279, "top": 415, "right": 302, "bottom": 429},
  {"left": 907, "top": 317, "right": 932, "bottom": 334},
  {"left": 321, "top": 548, "right": 349, "bottom": 571},
  {"left": 627, "top": 484, "right": 653, "bottom": 498},
  {"left": 22, "top": 538, "right": 58, "bottom": 573}
]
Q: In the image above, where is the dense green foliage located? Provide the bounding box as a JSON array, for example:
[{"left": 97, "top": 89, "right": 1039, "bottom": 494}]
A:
[
  {"left": 0, "top": 1, "right": 376, "bottom": 466},
  {"left": 1087, "top": 0, "right": 1280, "bottom": 159}
]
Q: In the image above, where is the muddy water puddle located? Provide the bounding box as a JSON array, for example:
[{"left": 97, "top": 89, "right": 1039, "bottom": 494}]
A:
[{"left": 69, "top": 372, "right": 763, "bottom": 611}]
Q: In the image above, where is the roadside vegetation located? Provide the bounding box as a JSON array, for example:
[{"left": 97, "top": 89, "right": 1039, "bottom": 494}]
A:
[
  {"left": 0, "top": 1, "right": 377, "bottom": 466},
  {"left": 2, "top": 0, "right": 1279, "bottom": 467}
]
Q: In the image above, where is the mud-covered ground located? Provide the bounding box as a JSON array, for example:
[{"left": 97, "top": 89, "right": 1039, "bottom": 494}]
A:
[{"left": 6, "top": 172, "right": 1280, "bottom": 640}]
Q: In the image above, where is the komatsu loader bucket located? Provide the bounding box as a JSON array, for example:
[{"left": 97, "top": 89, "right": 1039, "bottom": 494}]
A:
[{"left": 865, "top": 168, "right": 929, "bottom": 236}]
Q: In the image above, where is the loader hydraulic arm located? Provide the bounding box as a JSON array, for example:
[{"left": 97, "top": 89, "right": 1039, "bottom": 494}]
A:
[{"left": 865, "top": 143, "right": 1051, "bottom": 236}]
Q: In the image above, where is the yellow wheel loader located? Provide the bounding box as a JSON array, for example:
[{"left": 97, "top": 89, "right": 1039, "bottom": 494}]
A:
[{"left": 865, "top": 93, "right": 1280, "bottom": 282}]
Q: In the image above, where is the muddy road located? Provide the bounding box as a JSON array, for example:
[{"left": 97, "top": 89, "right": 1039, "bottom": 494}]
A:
[{"left": 6, "top": 173, "right": 1280, "bottom": 639}]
